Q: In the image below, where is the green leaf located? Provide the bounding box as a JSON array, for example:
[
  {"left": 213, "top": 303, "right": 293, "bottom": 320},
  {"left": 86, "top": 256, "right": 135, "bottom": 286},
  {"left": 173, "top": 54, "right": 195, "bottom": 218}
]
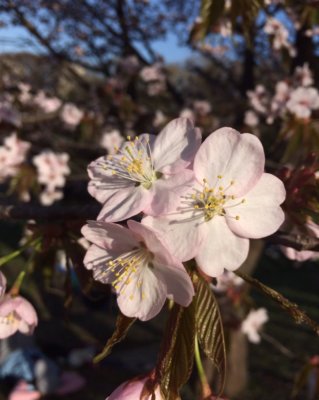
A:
[
  {"left": 0, "top": 237, "right": 41, "bottom": 267},
  {"left": 194, "top": 272, "right": 227, "bottom": 395},
  {"left": 93, "top": 313, "right": 136, "bottom": 363},
  {"left": 199, "top": 0, "right": 226, "bottom": 39},
  {"left": 157, "top": 302, "right": 196, "bottom": 400}
]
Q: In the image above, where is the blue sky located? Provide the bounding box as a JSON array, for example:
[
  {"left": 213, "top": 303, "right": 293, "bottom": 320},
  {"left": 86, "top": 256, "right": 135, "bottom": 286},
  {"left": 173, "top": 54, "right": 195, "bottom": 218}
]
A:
[{"left": 0, "top": 26, "right": 192, "bottom": 63}]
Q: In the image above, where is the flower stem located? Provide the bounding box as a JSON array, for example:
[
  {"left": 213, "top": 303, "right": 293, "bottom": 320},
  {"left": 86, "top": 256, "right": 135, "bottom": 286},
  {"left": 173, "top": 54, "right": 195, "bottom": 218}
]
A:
[{"left": 195, "top": 335, "right": 212, "bottom": 398}]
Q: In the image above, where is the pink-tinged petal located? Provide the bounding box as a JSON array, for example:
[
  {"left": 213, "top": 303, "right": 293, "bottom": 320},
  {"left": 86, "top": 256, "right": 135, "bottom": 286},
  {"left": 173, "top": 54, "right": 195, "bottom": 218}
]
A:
[
  {"left": 97, "top": 186, "right": 151, "bottom": 222},
  {"left": 226, "top": 173, "right": 286, "bottom": 239},
  {"left": 194, "top": 127, "right": 265, "bottom": 197},
  {"left": 107, "top": 378, "right": 163, "bottom": 400},
  {"left": 0, "top": 319, "right": 18, "bottom": 339},
  {"left": 145, "top": 169, "right": 195, "bottom": 216},
  {"left": 196, "top": 217, "right": 249, "bottom": 277},
  {"left": 14, "top": 297, "right": 38, "bottom": 327},
  {"left": 142, "top": 215, "right": 207, "bottom": 262},
  {"left": 152, "top": 118, "right": 201, "bottom": 174},
  {"left": 0, "top": 272, "right": 6, "bottom": 297},
  {"left": 116, "top": 265, "right": 167, "bottom": 321},
  {"left": 82, "top": 221, "right": 138, "bottom": 251},
  {"left": 153, "top": 263, "right": 194, "bottom": 307},
  {"left": 280, "top": 246, "right": 317, "bottom": 262},
  {"left": 0, "top": 296, "right": 17, "bottom": 317}
]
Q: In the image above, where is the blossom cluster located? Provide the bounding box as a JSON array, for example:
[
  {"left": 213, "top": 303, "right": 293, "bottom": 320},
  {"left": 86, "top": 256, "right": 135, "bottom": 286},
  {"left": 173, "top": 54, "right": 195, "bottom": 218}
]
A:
[
  {"left": 0, "top": 272, "right": 37, "bottom": 339},
  {"left": 245, "top": 64, "right": 319, "bottom": 126},
  {"left": 82, "top": 117, "right": 286, "bottom": 322},
  {"left": 0, "top": 133, "right": 70, "bottom": 206}
]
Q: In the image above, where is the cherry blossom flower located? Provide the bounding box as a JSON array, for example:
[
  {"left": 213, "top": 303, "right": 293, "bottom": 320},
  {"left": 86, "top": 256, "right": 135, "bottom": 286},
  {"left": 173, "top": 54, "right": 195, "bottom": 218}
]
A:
[
  {"left": 153, "top": 110, "right": 167, "bottom": 127},
  {"left": 244, "top": 110, "right": 259, "bottom": 127},
  {"left": 18, "top": 83, "right": 32, "bottom": 104},
  {"left": 286, "top": 87, "right": 319, "bottom": 119},
  {"left": 241, "top": 308, "right": 269, "bottom": 343},
  {"left": 106, "top": 378, "right": 163, "bottom": 400},
  {"left": 88, "top": 118, "right": 201, "bottom": 222},
  {"left": 100, "top": 129, "right": 124, "bottom": 154},
  {"left": 247, "top": 85, "right": 268, "bottom": 114},
  {"left": 0, "top": 133, "right": 30, "bottom": 182},
  {"left": 281, "top": 220, "right": 319, "bottom": 262},
  {"left": 33, "top": 151, "right": 70, "bottom": 205},
  {"left": 212, "top": 271, "right": 244, "bottom": 293},
  {"left": 60, "top": 103, "right": 84, "bottom": 126},
  {"left": 264, "top": 17, "right": 296, "bottom": 57},
  {"left": 33, "top": 91, "right": 62, "bottom": 113},
  {"left": 143, "top": 127, "right": 285, "bottom": 277},
  {"left": 193, "top": 100, "right": 212, "bottom": 116},
  {"left": 82, "top": 220, "right": 194, "bottom": 321},
  {"left": 140, "top": 64, "right": 165, "bottom": 83},
  {"left": 0, "top": 272, "right": 38, "bottom": 339},
  {"left": 294, "top": 63, "right": 314, "bottom": 87}
]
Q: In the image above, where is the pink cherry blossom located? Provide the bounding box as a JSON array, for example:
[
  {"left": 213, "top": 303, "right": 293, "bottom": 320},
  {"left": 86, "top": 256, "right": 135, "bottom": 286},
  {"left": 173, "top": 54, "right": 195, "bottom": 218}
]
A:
[
  {"left": 33, "top": 91, "right": 62, "bottom": 113},
  {"left": 286, "top": 87, "right": 319, "bottom": 119},
  {"left": 241, "top": 308, "right": 268, "bottom": 343},
  {"left": 264, "top": 17, "right": 296, "bottom": 57},
  {"left": 106, "top": 378, "right": 163, "bottom": 400},
  {"left": 88, "top": 118, "right": 201, "bottom": 222},
  {"left": 0, "top": 272, "right": 38, "bottom": 339},
  {"left": 81, "top": 220, "right": 194, "bottom": 321},
  {"left": 0, "top": 133, "right": 30, "bottom": 182},
  {"left": 100, "top": 129, "right": 124, "bottom": 154},
  {"left": 143, "top": 127, "right": 286, "bottom": 277},
  {"left": 140, "top": 64, "right": 165, "bottom": 83},
  {"left": 213, "top": 271, "right": 244, "bottom": 293},
  {"left": 294, "top": 63, "right": 314, "bottom": 87},
  {"left": 244, "top": 110, "right": 259, "bottom": 127},
  {"left": 33, "top": 151, "right": 70, "bottom": 205},
  {"left": 281, "top": 220, "right": 319, "bottom": 262},
  {"left": 60, "top": 103, "right": 84, "bottom": 126},
  {"left": 193, "top": 100, "right": 212, "bottom": 116},
  {"left": 247, "top": 85, "right": 268, "bottom": 114}
]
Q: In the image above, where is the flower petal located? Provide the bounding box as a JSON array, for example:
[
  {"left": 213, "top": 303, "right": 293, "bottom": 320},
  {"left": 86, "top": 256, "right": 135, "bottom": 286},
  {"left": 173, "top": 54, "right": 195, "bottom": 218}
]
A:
[
  {"left": 142, "top": 215, "right": 207, "bottom": 262},
  {"left": 88, "top": 156, "right": 134, "bottom": 204},
  {"left": 145, "top": 169, "right": 195, "bottom": 216},
  {"left": 152, "top": 118, "right": 201, "bottom": 174},
  {"left": 226, "top": 173, "right": 286, "bottom": 239},
  {"left": 194, "top": 127, "right": 265, "bottom": 197},
  {"left": 116, "top": 265, "right": 167, "bottom": 321},
  {"left": 196, "top": 216, "right": 250, "bottom": 277},
  {"left": 82, "top": 221, "right": 138, "bottom": 251},
  {"left": 153, "top": 263, "right": 194, "bottom": 307},
  {"left": 97, "top": 186, "right": 151, "bottom": 222},
  {"left": 14, "top": 297, "right": 38, "bottom": 327}
]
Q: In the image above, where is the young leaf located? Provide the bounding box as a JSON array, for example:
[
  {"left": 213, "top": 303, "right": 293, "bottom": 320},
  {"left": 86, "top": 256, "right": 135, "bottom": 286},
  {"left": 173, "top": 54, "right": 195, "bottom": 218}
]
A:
[
  {"left": 94, "top": 313, "right": 136, "bottom": 363},
  {"left": 157, "top": 302, "right": 196, "bottom": 400},
  {"left": 194, "top": 272, "right": 227, "bottom": 395}
]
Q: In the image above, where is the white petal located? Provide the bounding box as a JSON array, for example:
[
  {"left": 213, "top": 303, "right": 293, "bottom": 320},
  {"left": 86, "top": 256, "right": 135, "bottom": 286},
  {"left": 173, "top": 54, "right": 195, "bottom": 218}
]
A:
[
  {"left": 152, "top": 118, "right": 201, "bottom": 174},
  {"left": 153, "top": 263, "right": 194, "bottom": 307},
  {"left": 142, "top": 214, "right": 207, "bottom": 262},
  {"left": 196, "top": 217, "right": 250, "bottom": 277},
  {"left": 116, "top": 266, "right": 167, "bottom": 321},
  {"left": 226, "top": 173, "right": 286, "bottom": 239},
  {"left": 97, "top": 186, "right": 151, "bottom": 222},
  {"left": 194, "top": 128, "right": 265, "bottom": 197},
  {"left": 82, "top": 221, "right": 138, "bottom": 251}
]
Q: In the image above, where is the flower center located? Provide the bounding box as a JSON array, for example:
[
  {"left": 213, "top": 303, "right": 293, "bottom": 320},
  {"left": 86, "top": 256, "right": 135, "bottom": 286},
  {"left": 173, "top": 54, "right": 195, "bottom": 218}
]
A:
[
  {"left": 105, "top": 247, "right": 153, "bottom": 300},
  {"left": 0, "top": 312, "right": 17, "bottom": 326},
  {"left": 182, "top": 176, "right": 246, "bottom": 222},
  {"left": 104, "top": 135, "right": 157, "bottom": 189}
]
